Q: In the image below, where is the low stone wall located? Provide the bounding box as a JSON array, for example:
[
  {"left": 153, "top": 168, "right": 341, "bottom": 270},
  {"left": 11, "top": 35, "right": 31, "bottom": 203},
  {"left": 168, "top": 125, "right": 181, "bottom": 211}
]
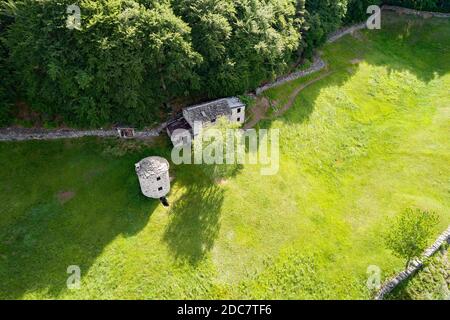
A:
[
  {"left": 383, "top": 5, "right": 450, "bottom": 18},
  {"left": 254, "top": 16, "right": 365, "bottom": 96},
  {"left": 326, "top": 5, "right": 450, "bottom": 45},
  {"left": 0, "top": 127, "right": 161, "bottom": 142},
  {"left": 327, "top": 22, "right": 367, "bottom": 44},
  {"left": 375, "top": 225, "right": 450, "bottom": 300},
  {"left": 255, "top": 56, "right": 327, "bottom": 95}
]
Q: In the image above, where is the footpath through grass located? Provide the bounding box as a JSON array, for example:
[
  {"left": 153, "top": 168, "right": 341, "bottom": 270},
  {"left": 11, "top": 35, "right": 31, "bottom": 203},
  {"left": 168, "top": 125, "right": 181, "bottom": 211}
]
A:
[{"left": 0, "top": 12, "right": 449, "bottom": 299}]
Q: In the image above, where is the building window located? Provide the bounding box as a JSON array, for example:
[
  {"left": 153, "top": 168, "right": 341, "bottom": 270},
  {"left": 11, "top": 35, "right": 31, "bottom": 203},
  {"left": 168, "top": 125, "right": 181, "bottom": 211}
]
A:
[
  {"left": 158, "top": 187, "right": 163, "bottom": 191},
  {"left": 237, "top": 117, "right": 241, "bottom": 122},
  {"left": 157, "top": 177, "right": 161, "bottom": 181},
  {"left": 211, "top": 118, "right": 216, "bottom": 123},
  {"left": 237, "top": 108, "right": 241, "bottom": 113}
]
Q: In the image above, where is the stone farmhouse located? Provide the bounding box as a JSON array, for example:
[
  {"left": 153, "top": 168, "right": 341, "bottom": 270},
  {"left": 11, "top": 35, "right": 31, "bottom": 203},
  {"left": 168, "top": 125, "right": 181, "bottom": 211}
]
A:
[{"left": 166, "top": 97, "right": 246, "bottom": 147}]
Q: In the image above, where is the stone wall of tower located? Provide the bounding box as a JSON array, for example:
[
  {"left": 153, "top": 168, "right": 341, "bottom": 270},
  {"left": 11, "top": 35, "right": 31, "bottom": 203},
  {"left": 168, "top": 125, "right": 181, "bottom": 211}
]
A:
[{"left": 137, "top": 170, "right": 170, "bottom": 199}]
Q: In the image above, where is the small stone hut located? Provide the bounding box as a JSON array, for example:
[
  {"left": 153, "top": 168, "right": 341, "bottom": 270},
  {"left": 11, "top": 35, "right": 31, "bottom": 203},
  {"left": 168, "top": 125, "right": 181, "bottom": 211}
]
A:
[{"left": 135, "top": 156, "right": 170, "bottom": 199}]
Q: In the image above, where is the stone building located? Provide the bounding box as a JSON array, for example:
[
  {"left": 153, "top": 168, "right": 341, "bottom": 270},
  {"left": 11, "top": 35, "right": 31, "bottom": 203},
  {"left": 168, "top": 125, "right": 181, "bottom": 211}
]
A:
[
  {"left": 166, "top": 97, "right": 246, "bottom": 147},
  {"left": 135, "top": 156, "right": 170, "bottom": 200}
]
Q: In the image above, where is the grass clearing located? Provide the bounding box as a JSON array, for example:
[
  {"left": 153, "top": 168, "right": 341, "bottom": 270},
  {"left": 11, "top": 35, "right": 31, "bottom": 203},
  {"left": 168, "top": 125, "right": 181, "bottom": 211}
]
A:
[{"left": 0, "top": 12, "right": 449, "bottom": 299}]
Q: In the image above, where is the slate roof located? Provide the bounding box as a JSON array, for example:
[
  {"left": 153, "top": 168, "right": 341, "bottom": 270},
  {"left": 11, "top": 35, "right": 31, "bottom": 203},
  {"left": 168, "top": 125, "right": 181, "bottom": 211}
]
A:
[
  {"left": 183, "top": 98, "right": 233, "bottom": 125},
  {"left": 226, "top": 97, "right": 245, "bottom": 109},
  {"left": 135, "top": 156, "right": 169, "bottom": 178}
]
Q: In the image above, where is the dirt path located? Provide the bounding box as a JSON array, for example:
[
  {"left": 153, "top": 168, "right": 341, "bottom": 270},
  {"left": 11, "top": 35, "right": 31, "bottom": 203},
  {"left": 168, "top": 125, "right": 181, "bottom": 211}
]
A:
[
  {"left": 272, "top": 71, "right": 333, "bottom": 118},
  {"left": 244, "top": 97, "right": 271, "bottom": 129},
  {"left": 245, "top": 71, "right": 333, "bottom": 129}
]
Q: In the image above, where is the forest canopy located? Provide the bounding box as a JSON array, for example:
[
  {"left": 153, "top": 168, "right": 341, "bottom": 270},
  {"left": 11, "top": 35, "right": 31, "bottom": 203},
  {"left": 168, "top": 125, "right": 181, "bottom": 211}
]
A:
[{"left": 0, "top": 0, "right": 448, "bottom": 127}]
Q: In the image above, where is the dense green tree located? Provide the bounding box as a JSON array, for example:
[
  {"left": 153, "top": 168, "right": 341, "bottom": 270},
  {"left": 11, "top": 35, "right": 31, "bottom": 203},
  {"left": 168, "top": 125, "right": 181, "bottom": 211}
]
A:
[
  {"left": 4, "top": 0, "right": 303, "bottom": 126},
  {"left": 0, "top": 0, "right": 16, "bottom": 126},
  {"left": 172, "top": 0, "right": 302, "bottom": 97},
  {"left": 301, "top": 0, "right": 348, "bottom": 57},
  {"left": 345, "top": 0, "right": 383, "bottom": 24},
  {"left": 6, "top": 0, "right": 201, "bottom": 127},
  {"left": 385, "top": 208, "right": 439, "bottom": 268}
]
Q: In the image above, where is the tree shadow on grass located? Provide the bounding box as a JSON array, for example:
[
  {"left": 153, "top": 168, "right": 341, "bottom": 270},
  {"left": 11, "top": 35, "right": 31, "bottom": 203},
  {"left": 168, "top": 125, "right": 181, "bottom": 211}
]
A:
[
  {"left": 365, "top": 12, "right": 450, "bottom": 83},
  {"left": 163, "top": 183, "right": 224, "bottom": 265},
  {"left": 0, "top": 138, "right": 161, "bottom": 299},
  {"left": 163, "top": 160, "right": 242, "bottom": 266},
  {"left": 324, "top": 12, "right": 450, "bottom": 84}
]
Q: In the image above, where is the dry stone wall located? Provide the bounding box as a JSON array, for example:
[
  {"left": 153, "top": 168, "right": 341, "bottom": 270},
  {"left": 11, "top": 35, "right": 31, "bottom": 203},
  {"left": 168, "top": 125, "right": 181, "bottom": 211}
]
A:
[
  {"left": 375, "top": 225, "right": 450, "bottom": 300},
  {"left": 327, "top": 22, "right": 367, "bottom": 44},
  {"left": 0, "top": 127, "right": 162, "bottom": 142},
  {"left": 255, "top": 56, "right": 327, "bottom": 95},
  {"left": 383, "top": 5, "right": 450, "bottom": 18}
]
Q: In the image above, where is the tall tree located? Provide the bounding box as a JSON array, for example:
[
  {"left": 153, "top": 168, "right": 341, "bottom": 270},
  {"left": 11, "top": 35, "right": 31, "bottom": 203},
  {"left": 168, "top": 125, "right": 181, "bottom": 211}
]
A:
[{"left": 385, "top": 208, "right": 439, "bottom": 268}]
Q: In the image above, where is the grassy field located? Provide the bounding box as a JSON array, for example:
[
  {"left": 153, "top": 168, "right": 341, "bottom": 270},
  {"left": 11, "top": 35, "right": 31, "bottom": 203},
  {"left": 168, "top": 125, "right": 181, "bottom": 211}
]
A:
[{"left": 0, "top": 12, "right": 449, "bottom": 299}]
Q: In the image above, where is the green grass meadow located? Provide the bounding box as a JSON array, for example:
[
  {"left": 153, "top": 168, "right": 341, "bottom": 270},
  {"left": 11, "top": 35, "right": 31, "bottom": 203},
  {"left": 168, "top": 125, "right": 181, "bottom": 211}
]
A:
[{"left": 0, "top": 13, "right": 449, "bottom": 299}]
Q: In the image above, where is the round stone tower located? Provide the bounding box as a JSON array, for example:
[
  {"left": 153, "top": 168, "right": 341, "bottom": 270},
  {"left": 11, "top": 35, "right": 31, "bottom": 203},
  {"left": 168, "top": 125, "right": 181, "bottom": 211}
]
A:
[{"left": 135, "top": 156, "right": 170, "bottom": 201}]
